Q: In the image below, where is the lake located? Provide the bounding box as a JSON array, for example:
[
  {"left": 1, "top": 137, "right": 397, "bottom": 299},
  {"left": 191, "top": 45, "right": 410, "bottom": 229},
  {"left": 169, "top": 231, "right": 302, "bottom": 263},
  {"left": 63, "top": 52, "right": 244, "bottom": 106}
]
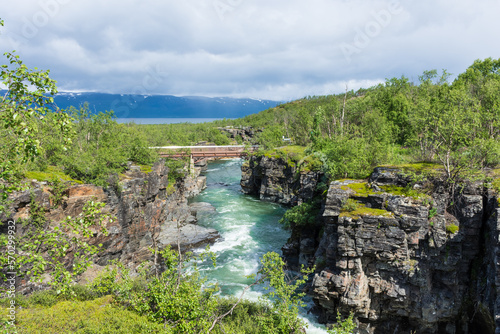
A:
[{"left": 116, "top": 118, "right": 233, "bottom": 124}]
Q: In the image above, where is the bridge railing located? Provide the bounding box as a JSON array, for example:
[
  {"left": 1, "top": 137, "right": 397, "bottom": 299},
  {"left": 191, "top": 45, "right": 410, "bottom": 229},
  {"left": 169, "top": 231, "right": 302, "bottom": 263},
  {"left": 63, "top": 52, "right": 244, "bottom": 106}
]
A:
[{"left": 151, "top": 145, "right": 259, "bottom": 158}]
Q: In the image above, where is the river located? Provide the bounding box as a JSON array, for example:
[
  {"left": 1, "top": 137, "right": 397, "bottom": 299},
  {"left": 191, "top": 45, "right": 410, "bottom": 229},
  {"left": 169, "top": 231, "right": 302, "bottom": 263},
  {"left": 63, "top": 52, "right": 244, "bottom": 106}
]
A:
[{"left": 190, "top": 159, "right": 328, "bottom": 334}]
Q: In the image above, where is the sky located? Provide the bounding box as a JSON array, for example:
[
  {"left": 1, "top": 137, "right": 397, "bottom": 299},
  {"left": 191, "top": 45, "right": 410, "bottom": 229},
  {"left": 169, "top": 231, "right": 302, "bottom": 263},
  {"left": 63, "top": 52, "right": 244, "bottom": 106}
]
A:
[{"left": 1, "top": 0, "right": 499, "bottom": 101}]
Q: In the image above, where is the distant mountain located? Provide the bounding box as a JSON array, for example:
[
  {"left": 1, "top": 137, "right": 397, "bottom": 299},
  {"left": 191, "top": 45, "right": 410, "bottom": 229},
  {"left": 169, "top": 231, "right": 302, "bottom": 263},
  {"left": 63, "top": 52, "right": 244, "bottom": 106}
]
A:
[{"left": 50, "top": 92, "right": 281, "bottom": 119}]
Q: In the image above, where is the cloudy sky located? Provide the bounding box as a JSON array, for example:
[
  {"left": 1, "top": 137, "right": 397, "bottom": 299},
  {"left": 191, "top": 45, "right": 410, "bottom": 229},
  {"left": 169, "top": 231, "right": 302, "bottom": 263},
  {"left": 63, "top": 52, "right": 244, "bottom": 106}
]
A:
[{"left": 1, "top": 0, "right": 499, "bottom": 100}]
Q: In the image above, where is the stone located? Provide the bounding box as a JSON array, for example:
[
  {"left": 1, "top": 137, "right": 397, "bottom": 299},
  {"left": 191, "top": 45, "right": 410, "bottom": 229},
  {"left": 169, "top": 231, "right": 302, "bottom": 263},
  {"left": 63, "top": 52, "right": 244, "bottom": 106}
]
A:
[
  {"left": 158, "top": 223, "right": 220, "bottom": 251},
  {"left": 188, "top": 202, "right": 216, "bottom": 221}
]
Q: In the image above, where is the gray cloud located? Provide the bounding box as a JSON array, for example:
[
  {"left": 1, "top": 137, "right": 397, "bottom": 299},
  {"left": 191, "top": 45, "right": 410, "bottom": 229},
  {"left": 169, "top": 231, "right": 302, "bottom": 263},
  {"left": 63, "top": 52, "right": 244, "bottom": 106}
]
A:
[{"left": 1, "top": 0, "right": 499, "bottom": 100}]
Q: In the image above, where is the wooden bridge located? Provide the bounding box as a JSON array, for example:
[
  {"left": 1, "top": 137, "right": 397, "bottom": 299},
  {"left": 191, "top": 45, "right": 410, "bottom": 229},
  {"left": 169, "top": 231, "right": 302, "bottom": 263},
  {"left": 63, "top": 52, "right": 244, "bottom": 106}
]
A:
[{"left": 151, "top": 145, "right": 258, "bottom": 161}]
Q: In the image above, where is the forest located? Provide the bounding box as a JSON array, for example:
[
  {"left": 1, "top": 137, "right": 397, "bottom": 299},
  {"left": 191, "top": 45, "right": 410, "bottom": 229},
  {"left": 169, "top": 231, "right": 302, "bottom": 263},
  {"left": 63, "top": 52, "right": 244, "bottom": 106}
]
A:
[{"left": 1, "top": 15, "right": 500, "bottom": 332}]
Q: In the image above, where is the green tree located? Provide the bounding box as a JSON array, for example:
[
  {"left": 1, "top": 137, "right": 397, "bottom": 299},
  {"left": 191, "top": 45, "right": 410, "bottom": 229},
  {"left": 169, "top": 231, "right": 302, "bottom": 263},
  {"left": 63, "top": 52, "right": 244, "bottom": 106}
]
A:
[
  {"left": 124, "top": 246, "right": 219, "bottom": 333},
  {"left": 328, "top": 311, "right": 356, "bottom": 334},
  {"left": 6, "top": 200, "right": 113, "bottom": 297},
  {"left": 455, "top": 58, "right": 500, "bottom": 141},
  {"left": 0, "top": 42, "right": 72, "bottom": 202},
  {"left": 0, "top": 19, "right": 113, "bottom": 304},
  {"left": 322, "top": 134, "right": 371, "bottom": 179},
  {"left": 60, "top": 105, "right": 156, "bottom": 186},
  {"left": 373, "top": 76, "right": 413, "bottom": 144},
  {"left": 257, "top": 125, "right": 285, "bottom": 149},
  {"left": 408, "top": 70, "right": 443, "bottom": 160},
  {"left": 256, "top": 252, "right": 314, "bottom": 334}
]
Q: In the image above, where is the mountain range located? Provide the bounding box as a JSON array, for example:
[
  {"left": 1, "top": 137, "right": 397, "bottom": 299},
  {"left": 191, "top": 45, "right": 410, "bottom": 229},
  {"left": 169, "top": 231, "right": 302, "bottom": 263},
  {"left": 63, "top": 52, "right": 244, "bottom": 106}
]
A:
[{"left": 50, "top": 92, "right": 280, "bottom": 119}]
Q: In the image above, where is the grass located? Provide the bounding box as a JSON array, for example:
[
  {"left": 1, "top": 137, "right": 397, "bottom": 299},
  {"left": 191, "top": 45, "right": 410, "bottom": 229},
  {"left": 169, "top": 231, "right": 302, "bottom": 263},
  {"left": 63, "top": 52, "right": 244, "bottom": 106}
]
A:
[
  {"left": 298, "top": 154, "right": 323, "bottom": 173},
  {"left": 275, "top": 145, "right": 307, "bottom": 156},
  {"left": 138, "top": 164, "right": 153, "bottom": 174},
  {"left": 341, "top": 198, "right": 359, "bottom": 212},
  {"left": 380, "top": 184, "right": 431, "bottom": 200},
  {"left": 341, "top": 182, "right": 380, "bottom": 197},
  {"left": 0, "top": 290, "right": 282, "bottom": 334},
  {"left": 166, "top": 182, "right": 176, "bottom": 196},
  {"left": 256, "top": 146, "right": 324, "bottom": 173},
  {"left": 339, "top": 202, "right": 394, "bottom": 219},
  {"left": 24, "top": 166, "right": 82, "bottom": 184},
  {"left": 340, "top": 178, "right": 430, "bottom": 201},
  {"left": 260, "top": 145, "right": 306, "bottom": 164},
  {"left": 446, "top": 224, "right": 459, "bottom": 234},
  {"left": 1, "top": 296, "right": 164, "bottom": 334}
]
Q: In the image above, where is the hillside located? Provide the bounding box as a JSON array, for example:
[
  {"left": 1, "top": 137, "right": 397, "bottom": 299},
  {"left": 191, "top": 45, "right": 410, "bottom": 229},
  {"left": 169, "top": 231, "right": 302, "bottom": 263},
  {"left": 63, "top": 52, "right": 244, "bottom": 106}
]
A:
[{"left": 51, "top": 92, "right": 280, "bottom": 119}]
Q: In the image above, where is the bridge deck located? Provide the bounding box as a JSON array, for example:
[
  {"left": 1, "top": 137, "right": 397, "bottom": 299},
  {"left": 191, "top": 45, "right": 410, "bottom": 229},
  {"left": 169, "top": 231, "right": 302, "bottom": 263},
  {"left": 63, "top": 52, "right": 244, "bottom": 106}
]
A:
[{"left": 152, "top": 145, "right": 257, "bottom": 158}]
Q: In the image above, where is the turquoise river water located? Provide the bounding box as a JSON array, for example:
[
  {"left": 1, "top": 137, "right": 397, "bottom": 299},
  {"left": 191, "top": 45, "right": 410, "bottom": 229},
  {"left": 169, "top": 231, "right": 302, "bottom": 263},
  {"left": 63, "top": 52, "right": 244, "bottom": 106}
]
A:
[{"left": 190, "top": 159, "right": 328, "bottom": 334}]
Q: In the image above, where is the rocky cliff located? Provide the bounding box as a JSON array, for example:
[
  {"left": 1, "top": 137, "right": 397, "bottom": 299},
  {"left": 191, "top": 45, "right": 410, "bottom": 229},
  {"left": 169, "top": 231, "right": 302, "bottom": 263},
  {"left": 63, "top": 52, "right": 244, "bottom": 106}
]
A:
[
  {"left": 308, "top": 168, "right": 500, "bottom": 333},
  {"left": 240, "top": 154, "right": 323, "bottom": 206},
  {"left": 218, "top": 126, "right": 262, "bottom": 144},
  {"left": 2, "top": 159, "right": 218, "bottom": 289},
  {"left": 242, "top": 157, "right": 500, "bottom": 333}
]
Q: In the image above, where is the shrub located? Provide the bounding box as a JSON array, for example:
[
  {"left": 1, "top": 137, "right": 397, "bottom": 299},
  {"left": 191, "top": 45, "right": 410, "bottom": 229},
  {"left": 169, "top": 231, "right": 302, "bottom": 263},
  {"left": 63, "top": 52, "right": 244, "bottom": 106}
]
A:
[
  {"left": 50, "top": 176, "right": 67, "bottom": 208},
  {"left": 446, "top": 224, "right": 459, "bottom": 234},
  {"left": 279, "top": 201, "right": 320, "bottom": 228},
  {"left": 328, "top": 311, "right": 356, "bottom": 334},
  {"left": 428, "top": 207, "right": 438, "bottom": 219},
  {"left": 341, "top": 198, "right": 359, "bottom": 212},
  {"left": 124, "top": 246, "right": 219, "bottom": 333},
  {"left": 2, "top": 296, "right": 164, "bottom": 334},
  {"left": 165, "top": 158, "right": 188, "bottom": 183}
]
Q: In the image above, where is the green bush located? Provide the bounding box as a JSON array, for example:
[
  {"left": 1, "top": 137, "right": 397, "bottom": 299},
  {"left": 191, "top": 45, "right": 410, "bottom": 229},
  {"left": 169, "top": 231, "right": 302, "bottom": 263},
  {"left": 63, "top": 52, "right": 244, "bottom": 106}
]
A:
[
  {"left": 328, "top": 311, "right": 356, "bottom": 334},
  {"left": 428, "top": 207, "right": 438, "bottom": 219},
  {"left": 446, "top": 224, "right": 459, "bottom": 234},
  {"left": 299, "top": 154, "right": 324, "bottom": 173},
  {"left": 322, "top": 136, "right": 372, "bottom": 180},
  {"left": 279, "top": 201, "right": 320, "bottom": 228},
  {"left": 341, "top": 198, "right": 359, "bottom": 212},
  {"left": 2, "top": 296, "right": 164, "bottom": 334},
  {"left": 164, "top": 158, "right": 188, "bottom": 183},
  {"left": 23, "top": 289, "right": 59, "bottom": 307},
  {"left": 211, "top": 298, "right": 273, "bottom": 334}
]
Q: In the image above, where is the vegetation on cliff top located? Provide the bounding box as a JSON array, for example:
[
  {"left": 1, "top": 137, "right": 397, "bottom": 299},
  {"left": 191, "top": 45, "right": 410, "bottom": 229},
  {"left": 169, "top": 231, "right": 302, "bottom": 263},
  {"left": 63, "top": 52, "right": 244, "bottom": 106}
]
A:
[
  {"left": 340, "top": 181, "right": 430, "bottom": 201},
  {"left": 339, "top": 202, "right": 394, "bottom": 219},
  {"left": 224, "top": 60, "right": 500, "bottom": 185}
]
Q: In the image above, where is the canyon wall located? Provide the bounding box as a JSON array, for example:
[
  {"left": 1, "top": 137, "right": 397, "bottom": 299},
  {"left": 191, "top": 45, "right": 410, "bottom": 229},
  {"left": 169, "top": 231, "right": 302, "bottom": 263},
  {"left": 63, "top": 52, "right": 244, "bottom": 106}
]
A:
[
  {"left": 240, "top": 154, "right": 323, "bottom": 206},
  {"left": 242, "top": 157, "right": 500, "bottom": 334},
  {"left": 312, "top": 168, "right": 500, "bottom": 333},
  {"left": 2, "top": 160, "right": 218, "bottom": 290}
]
